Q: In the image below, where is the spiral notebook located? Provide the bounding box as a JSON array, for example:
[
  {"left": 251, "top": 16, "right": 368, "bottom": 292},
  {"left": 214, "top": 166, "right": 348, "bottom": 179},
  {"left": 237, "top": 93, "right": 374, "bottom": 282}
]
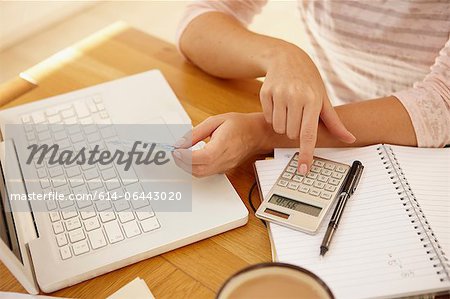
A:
[{"left": 254, "top": 144, "right": 450, "bottom": 299}]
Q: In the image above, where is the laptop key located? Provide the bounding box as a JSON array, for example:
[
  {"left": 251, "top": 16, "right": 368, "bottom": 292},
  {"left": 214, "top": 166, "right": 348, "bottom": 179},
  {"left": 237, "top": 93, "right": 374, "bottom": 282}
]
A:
[
  {"left": 59, "top": 199, "right": 74, "bottom": 209},
  {"left": 77, "top": 199, "right": 93, "bottom": 209},
  {"left": 104, "top": 221, "right": 124, "bottom": 244},
  {"left": 87, "top": 99, "right": 98, "bottom": 113},
  {"left": 136, "top": 210, "right": 155, "bottom": 221},
  {"left": 49, "top": 211, "right": 60, "bottom": 222},
  {"left": 62, "top": 210, "right": 78, "bottom": 220},
  {"left": 59, "top": 245, "right": 72, "bottom": 260},
  {"left": 70, "top": 133, "right": 84, "bottom": 143},
  {"left": 101, "top": 168, "right": 117, "bottom": 181},
  {"left": 131, "top": 198, "right": 149, "bottom": 210},
  {"left": 141, "top": 218, "right": 160, "bottom": 233},
  {"left": 95, "top": 200, "right": 112, "bottom": 212},
  {"left": 69, "top": 228, "right": 85, "bottom": 243},
  {"left": 66, "top": 166, "right": 81, "bottom": 177},
  {"left": 38, "top": 131, "right": 51, "bottom": 141},
  {"left": 53, "top": 222, "right": 64, "bottom": 234},
  {"left": 72, "top": 184, "right": 88, "bottom": 197},
  {"left": 69, "top": 175, "right": 85, "bottom": 187},
  {"left": 26, "top": 132, "right": 36, "bottom": 141},
  {"left": 65, "top": 218, "right": 82, "bottom": 231},
  {"left": 86, "top": 133, "right": 101, "bottom": 143},
  {"left": 61, "top": 108, "right": 75, "bottom": 118},
  {"left": 84, "top": 169, "right": 99, "bottom": 181},
  {"left": 117, "top": 167, "right": 139, "bottom": 185},
  {"left": 36, "top": 168, "right": 47, "bottom": 178},
  {"left": 47, "top": 114, "right": 61, "bottom": 123},
  {"left": 56, "top": 234, "right": 68, "bottom": 247},
  {"left": 51, "top": 176, "right": 67, "bottom": 188},
  {"left": 80, "top": 117, "right": 94, "bottom": 125},
  {"left": 40, "top": 178, "right": 51, "bottom": 189},
  {"left": 118, "top": 212, "right": 134, "bottom": 223},
  {"left": 88, "top": 229, "right": 107, "bottom": 250},
  {"left": 74, "top": 102, "right": 90, "bottom": 118},
  {"left": 99, "top": 212, "right": 116, "bottom": 223},
  {"left": 21, "top": 114, "right": 32, "bottom": 123},
  {"left": 72, "top": 240, "right": 90, "bottom": 256},
  {"left": 46, "top": 200, "right": 58, "bottom": 211},
  {"left": 31, "top": 111, "right": 46, "bottom": 124},
  {"left": 113, "top": 199, "right": 130, "bottom": 212},
  {"left": 87, "top": 179, "right": 103, "bottom": 190},
  {"left": 64, "top": 117, "right": 77, "bottom": 125},
  {"left": 122, "top": 221, "right": 141, "bottom": 238},
  {"left": 83, "top": 124, "right": 97, "bottom": 135},
  {"left": 81, "top": 210, "right": 97, "bottom": 221},
  {"left": 84, "top": 217, "right": 100, "bottom": 231}
]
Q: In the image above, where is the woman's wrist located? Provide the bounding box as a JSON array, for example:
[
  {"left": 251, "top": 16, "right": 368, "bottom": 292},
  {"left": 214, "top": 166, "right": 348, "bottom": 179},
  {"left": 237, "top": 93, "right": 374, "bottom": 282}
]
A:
[
  {"left": 250, "top": 112, "right": 295, "bottom": 154},
  {"left": 257, "top": 40, "right": 305, "bottom": 74}
]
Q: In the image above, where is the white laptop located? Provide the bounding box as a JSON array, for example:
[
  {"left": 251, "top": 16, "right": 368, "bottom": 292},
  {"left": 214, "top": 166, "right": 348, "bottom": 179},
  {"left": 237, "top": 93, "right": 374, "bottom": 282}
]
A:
[{"left": 0, "top": 70, "right": 248, "bottom": 293}]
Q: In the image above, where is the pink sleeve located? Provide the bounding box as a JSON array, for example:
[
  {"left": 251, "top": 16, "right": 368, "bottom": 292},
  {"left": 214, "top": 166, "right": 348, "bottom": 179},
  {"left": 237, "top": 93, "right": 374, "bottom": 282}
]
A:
[
  {"left": 176, "top": 0, "right": 268, "bottom": 49},
  {"left": 393, "top": 38, "right": 450, "bottom": 148}
]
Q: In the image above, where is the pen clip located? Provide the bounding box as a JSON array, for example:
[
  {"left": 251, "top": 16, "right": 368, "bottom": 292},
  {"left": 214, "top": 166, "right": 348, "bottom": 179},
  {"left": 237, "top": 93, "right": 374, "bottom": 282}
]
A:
[{"left": 350, "top": 162, "right": 364, "bottom": 195}]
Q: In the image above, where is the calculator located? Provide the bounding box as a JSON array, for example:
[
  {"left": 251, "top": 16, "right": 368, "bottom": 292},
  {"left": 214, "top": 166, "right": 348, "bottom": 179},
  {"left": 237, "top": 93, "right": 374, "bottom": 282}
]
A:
[{"left": 256, "top": 153, "right": 351, "bottom": 234}]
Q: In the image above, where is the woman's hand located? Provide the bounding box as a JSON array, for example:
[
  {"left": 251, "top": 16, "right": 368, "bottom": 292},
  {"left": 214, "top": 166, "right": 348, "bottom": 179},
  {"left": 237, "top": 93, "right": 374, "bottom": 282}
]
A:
[
  {"left": 173, "top": 113, "right": 271, "bottom": 177},
  {"left": 260, "top": 44, "right": 355, "bottom": 174}
]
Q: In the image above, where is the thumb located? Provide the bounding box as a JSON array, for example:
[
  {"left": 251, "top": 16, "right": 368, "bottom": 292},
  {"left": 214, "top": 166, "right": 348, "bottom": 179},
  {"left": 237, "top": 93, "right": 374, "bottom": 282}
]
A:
[
  {"left": 175, "top": 116, "right": 225, "bottom": 149},
  {"left": 320, "top": 97, "right": 356, "bottom": 144}
]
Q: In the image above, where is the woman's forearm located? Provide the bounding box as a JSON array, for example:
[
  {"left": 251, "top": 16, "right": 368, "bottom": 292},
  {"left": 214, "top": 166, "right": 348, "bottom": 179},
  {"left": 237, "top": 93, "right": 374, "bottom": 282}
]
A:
[
  {"left": 260, "top": 96, "right": 417, "bottom": 150},
  {"left": 179, "top": 11, "right": 298, "bottom": 78}
]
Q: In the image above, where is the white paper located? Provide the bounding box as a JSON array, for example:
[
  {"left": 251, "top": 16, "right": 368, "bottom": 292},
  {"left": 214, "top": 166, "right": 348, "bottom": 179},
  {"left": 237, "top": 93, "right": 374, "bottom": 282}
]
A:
[{"left": 107, "top": 277, "right": 154, "bottom": 299}]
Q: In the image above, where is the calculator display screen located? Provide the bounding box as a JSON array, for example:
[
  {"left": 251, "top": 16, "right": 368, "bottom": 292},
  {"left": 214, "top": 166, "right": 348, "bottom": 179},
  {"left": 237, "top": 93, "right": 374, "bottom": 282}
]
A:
[{"left": 269, "top": 194, "right": 322, "bottom": 217}]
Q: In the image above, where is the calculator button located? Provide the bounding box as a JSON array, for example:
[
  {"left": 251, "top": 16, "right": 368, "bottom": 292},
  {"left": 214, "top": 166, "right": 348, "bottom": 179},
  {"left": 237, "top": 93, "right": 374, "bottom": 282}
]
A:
[
  {"left": 321, "top": 169, "right": 332, "bottom": 176},
  {"left": 299, "top": 186, "right": 310, "bottom": 193},
  {"left": 290, "top": 160, "right": 298, "bottom": 167},
  {"left": 306, "top": 172, "right": 318, "bottom": 179},
  {"left": 324, "top": 163, "right": 335, "bottom": 170},
  {"left": 310, "top": 166, "right": 321, "bottom": 173},
  {"left": 277, "top": 180, "right": 288, "bottom": 187},
  {"left": 303, "top": 178, "right": 314, "bottom": 185},
  {"left": 313, "top": 160, "right": 324, "bottom": 167},
  {"left": 282, "top": 173, "right": 293, "bottom": 180},
  {"left": 317, "top": 175, "right": 328, "bottom": 183},
  {"left": 332, "top": 172, "right": 343, "bottom": 179},
  {"left": 328, "top": 178, "right": 340, "bottom": 186},
  {"left": 336, "top": 166, "right": 346, "bottom": 173},
  {"left": 292, "top": 175, "right": 303, "bottom": 183},
  {"left": 286, "top": 166, "right": 296, "bottom": 173},
  {"left": 321, "top": 192, "right": 332, "bottom": 200},
  {"left": 313, "top": 181, "right": 325, "bottom": 189},
  {"left": 325, "top": 184, "right": 336, "bottom": 192},
  {"left": 293, "top": 154, "right": 298, "bottom": 161},
  {"left": 309, "top": 188, "right": 320, "bottom": 197},
  {"left": 287, "top": 182, "right": 300, "bottom": 190}
]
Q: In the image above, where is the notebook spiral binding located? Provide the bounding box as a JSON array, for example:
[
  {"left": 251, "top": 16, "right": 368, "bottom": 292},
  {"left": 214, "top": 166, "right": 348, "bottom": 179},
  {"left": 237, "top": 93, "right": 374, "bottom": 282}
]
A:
[{"left": 377, "top": 145, "right": 450, "bottom": 282}]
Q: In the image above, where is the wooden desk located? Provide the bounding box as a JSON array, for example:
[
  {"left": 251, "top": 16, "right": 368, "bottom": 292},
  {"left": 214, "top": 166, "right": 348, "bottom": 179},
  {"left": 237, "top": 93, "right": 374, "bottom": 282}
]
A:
[{"left": 0, "top": 23, "right": 271, "bottom": 298}]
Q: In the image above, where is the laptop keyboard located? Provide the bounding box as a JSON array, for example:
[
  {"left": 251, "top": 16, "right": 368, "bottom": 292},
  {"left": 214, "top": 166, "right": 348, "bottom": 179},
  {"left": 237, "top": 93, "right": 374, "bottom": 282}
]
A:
[{"left": 20, "top": 95, "right": 161, "bottom": 260}]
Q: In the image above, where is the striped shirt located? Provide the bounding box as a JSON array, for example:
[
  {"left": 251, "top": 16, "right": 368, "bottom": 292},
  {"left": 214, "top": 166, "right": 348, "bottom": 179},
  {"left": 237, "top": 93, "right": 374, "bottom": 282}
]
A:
[{"left": 177, "top": 0, "right": 450, "bottom": 147}]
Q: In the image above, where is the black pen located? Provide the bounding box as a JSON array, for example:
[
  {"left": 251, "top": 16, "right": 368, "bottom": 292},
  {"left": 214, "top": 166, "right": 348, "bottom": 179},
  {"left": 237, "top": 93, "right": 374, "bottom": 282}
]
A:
[{"left": 320, "top": 160, "right": 364, "bottom": 256}]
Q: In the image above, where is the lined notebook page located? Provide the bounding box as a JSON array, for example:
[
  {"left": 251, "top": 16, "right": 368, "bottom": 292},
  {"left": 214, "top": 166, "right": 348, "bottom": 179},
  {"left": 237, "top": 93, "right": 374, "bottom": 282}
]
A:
[
  {"left": 390, "top": 145, "right": 450, "bottom": 258},
  {"left": 255, "top": 145, "right": 449, "bottom": 299}
]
